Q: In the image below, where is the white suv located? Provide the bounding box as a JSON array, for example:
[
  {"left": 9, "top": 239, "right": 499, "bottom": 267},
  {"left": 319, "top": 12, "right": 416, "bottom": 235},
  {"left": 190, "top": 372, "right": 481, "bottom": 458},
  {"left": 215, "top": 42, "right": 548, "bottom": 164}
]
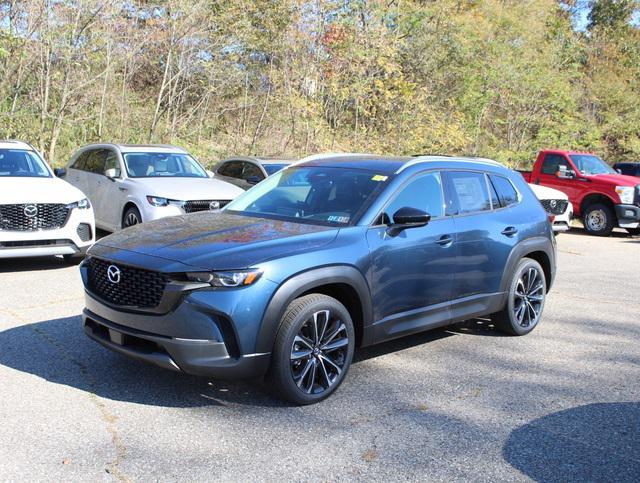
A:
[
  {"left": 62, "top": 144, "right": 243, "bottom": 231},
  {"left": 0, "top": 140, "right": 95, "bottom": 260}
]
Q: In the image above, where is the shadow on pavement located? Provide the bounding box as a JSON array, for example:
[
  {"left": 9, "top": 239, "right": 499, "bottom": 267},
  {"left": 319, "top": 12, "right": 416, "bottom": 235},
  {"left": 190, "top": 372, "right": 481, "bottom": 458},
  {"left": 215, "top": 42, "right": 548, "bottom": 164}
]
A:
[
  {"left": 0, "top": 256, "right": 74, "bottom": 273},
  {"left": 503, "top": 402, "right": 640, "bottom": 482}
]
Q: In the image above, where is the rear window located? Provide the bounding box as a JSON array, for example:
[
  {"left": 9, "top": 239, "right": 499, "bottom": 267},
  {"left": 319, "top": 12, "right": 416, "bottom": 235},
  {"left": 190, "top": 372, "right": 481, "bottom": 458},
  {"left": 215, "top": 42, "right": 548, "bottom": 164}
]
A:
[
  {"left": 489, "top": 175, "right": 519, "bottom": 207},
  {"left": 447, "top": 171, "right": 491, "bottom": 214}
]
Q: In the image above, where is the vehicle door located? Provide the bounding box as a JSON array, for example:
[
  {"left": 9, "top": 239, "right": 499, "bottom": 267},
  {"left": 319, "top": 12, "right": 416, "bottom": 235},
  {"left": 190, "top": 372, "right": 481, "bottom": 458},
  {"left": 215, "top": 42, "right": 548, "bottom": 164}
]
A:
[
  {"left": 444, "top": 170, "right": 519, "bottom": 303},
  {"left": 82, "top": 149, "right": 111, "bottom": 225},
  {"left": 94, "top": 149, "right": 127, "bottom": 230},
  {"left": 215, "top": 161, "right": 251, "bottom": 189},
  {"left": 366, "top": 171, "right": 456, "bottom": 335},
  {"left": 534, "top": 153, "right": 584, "bottom": 202},
  {"left": 66, "top": 150, "right": 91, "bottom": 194}
]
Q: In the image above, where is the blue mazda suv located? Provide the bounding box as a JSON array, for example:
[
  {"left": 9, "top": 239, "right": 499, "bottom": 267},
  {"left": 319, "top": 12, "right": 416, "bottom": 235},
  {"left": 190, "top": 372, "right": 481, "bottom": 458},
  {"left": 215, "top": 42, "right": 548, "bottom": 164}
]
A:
[{"left": 81, "top": 155, "right": 556, "bottom": 404}]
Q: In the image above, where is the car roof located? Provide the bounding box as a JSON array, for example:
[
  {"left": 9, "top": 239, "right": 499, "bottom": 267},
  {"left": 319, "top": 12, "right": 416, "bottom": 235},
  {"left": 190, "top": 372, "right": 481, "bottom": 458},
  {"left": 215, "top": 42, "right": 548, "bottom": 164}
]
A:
[
  {"left": 78, "top": 143, "right": 188, "bottom": 154},
  {"left": 0, "top": 140, "right": 36, "bottom": 151},
  {"left": 294, "top": 154, "right": 506, "bottom": 174},
  {"left": 219, "top": 155, "right": 294, "bottom": 165}
]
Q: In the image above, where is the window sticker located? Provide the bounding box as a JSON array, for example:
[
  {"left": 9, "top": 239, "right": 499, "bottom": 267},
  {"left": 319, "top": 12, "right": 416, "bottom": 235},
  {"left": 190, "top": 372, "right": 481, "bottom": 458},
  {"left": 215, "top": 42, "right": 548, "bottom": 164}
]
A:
[
  {"left": 328, "top": 215, "right": 350, "bottom": 223},
  {"left": 371, "top": 174, "right": 388, "bottom": 182}
]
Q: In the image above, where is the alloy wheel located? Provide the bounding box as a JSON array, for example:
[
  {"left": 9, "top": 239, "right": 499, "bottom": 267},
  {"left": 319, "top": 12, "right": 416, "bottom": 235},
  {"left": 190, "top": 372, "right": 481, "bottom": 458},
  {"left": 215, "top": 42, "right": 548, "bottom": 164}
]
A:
[
  {"left": 124, "top": 212, "right": 140, "bottom": 227},
  {"left": 513, "top": 267, "right": 545, "bottom": 328},
  {"left": 290, "top": 309, "right": 350, "bottom": 395}
]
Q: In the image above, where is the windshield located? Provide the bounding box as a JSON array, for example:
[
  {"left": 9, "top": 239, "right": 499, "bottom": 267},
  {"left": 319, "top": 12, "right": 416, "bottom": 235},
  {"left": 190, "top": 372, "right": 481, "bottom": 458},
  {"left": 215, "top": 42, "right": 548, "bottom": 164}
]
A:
[
  {"left": 263, "top": 163, "right": 289, "bottom": 175},
  {"left": 225, "top": 166, "right": 391, "bottom": 226},
  {"left": 0, "top": 149, "right": 51, "bottom": 178},
  {"left": 569, "top": 155, "right": 615, "bottom": 175},
  {"left": 124, "top": 152, "right": 207, "bottom": 178}
]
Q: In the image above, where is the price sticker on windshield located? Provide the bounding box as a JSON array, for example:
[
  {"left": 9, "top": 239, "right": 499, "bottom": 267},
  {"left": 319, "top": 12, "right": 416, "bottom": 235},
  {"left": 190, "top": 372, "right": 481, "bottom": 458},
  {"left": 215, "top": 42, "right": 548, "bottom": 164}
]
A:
[{"left": 371, "top": 175, "right": 388, "bottom": 182}]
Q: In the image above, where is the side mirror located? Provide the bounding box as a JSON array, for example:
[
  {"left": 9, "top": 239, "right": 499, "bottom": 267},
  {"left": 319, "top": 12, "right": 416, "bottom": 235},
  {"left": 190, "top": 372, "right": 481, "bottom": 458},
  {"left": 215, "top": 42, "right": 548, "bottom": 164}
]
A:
[
  {"left": 616, "top": 168, "right": 622, "bottom": 174},
  {"left": 206, "top": 170, "right": 215, "bottom": 178},
  {"left": 104, "top": 168, "right": 120, "bottom": 180},
  {"left": 54, "top": 168, "right": 66, "bottom": 178},
  {"left": 556, "top": 166, "right": 575, "bottom": 179},
  {"left": 388, "top": 207, "right": 430, "bottom": 235},
  {"left": 246, "top": 175, "right": 262, "bottom": 185}
]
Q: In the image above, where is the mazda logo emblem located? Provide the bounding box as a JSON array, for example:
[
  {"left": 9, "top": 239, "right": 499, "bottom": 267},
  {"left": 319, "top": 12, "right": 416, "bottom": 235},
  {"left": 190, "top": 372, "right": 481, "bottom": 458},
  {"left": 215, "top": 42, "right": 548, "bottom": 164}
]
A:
[
  {"left": 209, "top": 201, "right": 220, "bottom": 211},
  {"left": 550, "top": 200, "right": 557, "bottom": 208},
  {"left": 107, "top": 265, "right": 121, "bottom": 284},
  {"left": 23, "top": 205, "right": 38, "bottom": 218}
]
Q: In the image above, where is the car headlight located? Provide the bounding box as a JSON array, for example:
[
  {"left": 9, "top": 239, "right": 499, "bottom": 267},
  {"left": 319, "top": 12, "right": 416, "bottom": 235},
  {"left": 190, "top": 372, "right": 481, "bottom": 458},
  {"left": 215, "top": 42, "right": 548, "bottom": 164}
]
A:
[
  {"left": 67, "top": 198, "right": 91, "bottom": 210},
  {"left": 615, "top": 186, "right": 635, "bottom": 204},
  {"left": 146, "top": 196, "right": 185, "bottom": 207},
  {"left": 185, "top": 269, "right": 262, "bottom": 287}
]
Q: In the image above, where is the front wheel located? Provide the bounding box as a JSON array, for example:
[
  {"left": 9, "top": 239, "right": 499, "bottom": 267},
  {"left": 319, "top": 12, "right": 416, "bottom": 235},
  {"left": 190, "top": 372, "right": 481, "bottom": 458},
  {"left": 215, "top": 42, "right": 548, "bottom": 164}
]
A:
[
  {"left": 492, "top": 258, "right": 547, "bottom": 336},
  {"left": 122, "top": 206, "right": 142, "bottom": 229},
  {"left": 582, "top": 203, "right": 614, "bottom": 236},
  {"left": 268, "top": 294, "right": 355, "bottom": 405}
]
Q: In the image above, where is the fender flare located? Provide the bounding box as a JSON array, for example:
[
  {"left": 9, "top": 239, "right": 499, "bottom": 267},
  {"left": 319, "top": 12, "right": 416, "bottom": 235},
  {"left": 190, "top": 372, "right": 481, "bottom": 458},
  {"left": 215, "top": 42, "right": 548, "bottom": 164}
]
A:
[
  {"left": 499, "top": 236, "right": 556, "bottom": 298},
  {"left": 255, "top": 265, "right": 373, "bottom": 354}
]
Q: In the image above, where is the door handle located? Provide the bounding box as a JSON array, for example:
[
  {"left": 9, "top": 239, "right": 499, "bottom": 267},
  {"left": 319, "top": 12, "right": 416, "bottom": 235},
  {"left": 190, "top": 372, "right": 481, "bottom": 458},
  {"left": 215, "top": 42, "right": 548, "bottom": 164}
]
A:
[
  {"left": 436, "top": 235, "right": 453, "bottom": 246},
  {"left": 501, "top": 226, "right": 518, "bottom": 237}
]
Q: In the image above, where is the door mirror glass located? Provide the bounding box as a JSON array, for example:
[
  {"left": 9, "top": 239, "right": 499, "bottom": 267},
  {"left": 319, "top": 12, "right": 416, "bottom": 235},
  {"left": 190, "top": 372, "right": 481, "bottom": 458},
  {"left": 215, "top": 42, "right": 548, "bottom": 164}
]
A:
[
  {"left": 104, "top": 168, "right": 120, "bottom": 179},
  {"left": 392, "top": 207, "right": 431, "bottom": 227},
  {"left": 53, "top": 167, "right": 66, "bottom": 178}
]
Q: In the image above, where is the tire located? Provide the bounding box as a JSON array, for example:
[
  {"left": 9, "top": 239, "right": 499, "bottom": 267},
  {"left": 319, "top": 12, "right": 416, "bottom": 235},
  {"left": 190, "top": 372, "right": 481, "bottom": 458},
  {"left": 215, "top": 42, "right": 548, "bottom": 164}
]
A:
[
  {"left": 492, "top": 258, "right": 547, "bottom": 336},
  {"left": 582, "top": 203, "right": 615, "bottom": 236},
  {"left": 122, "top": 206, "right": 142, "bottom": 229},
  {"left": 626, "top": 228, "right": 640, "bottom": 236},
  {"left": 267, "top": 294, "right": 355, "bottom": 405}
]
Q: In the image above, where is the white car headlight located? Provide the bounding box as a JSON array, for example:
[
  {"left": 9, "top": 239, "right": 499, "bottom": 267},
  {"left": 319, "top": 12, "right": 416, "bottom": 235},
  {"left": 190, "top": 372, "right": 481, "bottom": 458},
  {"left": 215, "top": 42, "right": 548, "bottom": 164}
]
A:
[
  {"left": 67, "top": 198, "right": 91, "bottom": 210},
  {"left": 185, "top": 269, "right": 262, "bottom": 287},
  {"left": 146, "top": 196, "right": 185, "bottom": 207},
  {"left": 615, "top": 186, "right": 635, "bottom": 204}
]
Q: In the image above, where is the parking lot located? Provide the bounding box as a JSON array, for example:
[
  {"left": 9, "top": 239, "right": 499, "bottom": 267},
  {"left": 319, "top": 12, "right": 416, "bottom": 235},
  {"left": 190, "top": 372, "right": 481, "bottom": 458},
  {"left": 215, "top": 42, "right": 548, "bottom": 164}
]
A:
[{"left": 0, "top": 228, "right": 638, "bottom": 482}]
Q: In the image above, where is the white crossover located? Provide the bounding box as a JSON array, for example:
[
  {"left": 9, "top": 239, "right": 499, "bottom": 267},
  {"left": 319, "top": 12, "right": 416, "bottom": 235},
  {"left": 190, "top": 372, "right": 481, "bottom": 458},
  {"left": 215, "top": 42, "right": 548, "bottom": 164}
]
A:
[
  {"left": 0, "top": 140, "right": 95, "bottom": 259},
  {"left": 62, "top": 144, "right": 244, "bottom": 231},
  {"left": 529, "top": 183, "right": 573, "bottom": 233}
]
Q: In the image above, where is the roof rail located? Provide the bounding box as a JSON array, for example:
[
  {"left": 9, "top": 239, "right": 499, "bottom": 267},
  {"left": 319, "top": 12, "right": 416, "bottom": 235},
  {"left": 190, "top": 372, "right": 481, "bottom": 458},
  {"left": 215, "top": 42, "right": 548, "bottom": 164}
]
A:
[{"left": 396, "top": 155, "right": 504, "bottom": 173}]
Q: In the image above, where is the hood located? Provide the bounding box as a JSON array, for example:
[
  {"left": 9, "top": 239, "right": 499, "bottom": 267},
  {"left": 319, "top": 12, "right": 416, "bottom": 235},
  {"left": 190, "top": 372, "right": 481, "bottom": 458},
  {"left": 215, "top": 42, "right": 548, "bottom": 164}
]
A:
[
  {"left": 91, "top": 212, "right": 339, "bottom": 270},
  {"left": 528, "top": 183, "right": 568, "bottom": 200},
  {"left": 585, "top": 173, "right": 640, "bottom": 187},
  {"left": 128, "top": 176, "right": 243, "bottom": 201},
  {"left": 0, "top": 176, "right": 87, "bottom": 204}
]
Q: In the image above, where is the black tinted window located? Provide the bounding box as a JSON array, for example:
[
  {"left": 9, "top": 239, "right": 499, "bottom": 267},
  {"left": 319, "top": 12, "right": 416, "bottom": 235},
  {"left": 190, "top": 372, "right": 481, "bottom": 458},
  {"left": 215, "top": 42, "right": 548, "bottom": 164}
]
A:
[
  {"left": 218, "top": 161, "right": 244, "bottom": 178},
  {"left": 490, "top": 175, "right": 519, "bottom": 207},
  {"left": 84, "top": 149, "right": 108, "bottom": 174},
  {"left": 384, "top": 172, "right": 444, "bottom": 222},
  {"left": 71, "top": 151, "right": 90, "bottom": 171},
  {"left": 243, "top": 163, "right": 263, "bottom": 179},
  {"left": 541, "top": 154, "right": 569, "bottom": 175},
  {"left": 448, "top": 171, "right": 491, "bottom": 214}
]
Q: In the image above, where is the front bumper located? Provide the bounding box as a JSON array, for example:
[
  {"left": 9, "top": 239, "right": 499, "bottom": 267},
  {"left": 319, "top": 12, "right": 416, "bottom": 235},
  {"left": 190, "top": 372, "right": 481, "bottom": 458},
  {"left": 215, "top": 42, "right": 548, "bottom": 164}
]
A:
[
  {"left": 615, "top": 204, "right": 640, "bottom": 229},
  {"left": 83, "top": 310, "right": 270, "bottom": 379},
  {"left": 0, "top": 207, "right": 95, "bottom": 258},
  {"left": 551, "top": 202, "right": 573, "bottom": 233}
]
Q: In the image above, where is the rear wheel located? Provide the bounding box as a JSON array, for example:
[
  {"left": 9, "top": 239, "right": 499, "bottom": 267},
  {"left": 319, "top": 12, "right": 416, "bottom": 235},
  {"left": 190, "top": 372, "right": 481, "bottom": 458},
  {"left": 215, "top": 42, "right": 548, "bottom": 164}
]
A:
[
  {"left": 122, "top": 206, "right": 142, "bottom": 229},
  {"left": 582, "top": 203, "right": 614, "bottom": 236},
  {"left": 268, "top": 294, "right": 355, "bottom": 405},
  {"left": 492, "top": 258, "right": 547, "bottom": 336}
]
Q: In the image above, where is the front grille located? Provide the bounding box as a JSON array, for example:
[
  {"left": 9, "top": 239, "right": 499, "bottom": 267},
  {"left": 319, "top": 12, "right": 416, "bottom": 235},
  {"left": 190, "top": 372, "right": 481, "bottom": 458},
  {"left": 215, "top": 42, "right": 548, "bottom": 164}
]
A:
[
  {"left": 0, "top": 203, "right": 70, "bottom": 231},
  {"left": 77, "top": 223, "right": 92, "bottom": 242},
  {"left": 183, "top": 200, "right": 231, "bottom": 213},
  {"left": 86, "top": 257, "right": 168, "bottom": 308},
  {"left": 540, "top": 199, "right": 568, "bottom": 215},
  {"left": 0, "top": 239, "right": 72, "bottom": 248},
  {"left": 634, "top": 185, "right": 640, "bottom": 207}
]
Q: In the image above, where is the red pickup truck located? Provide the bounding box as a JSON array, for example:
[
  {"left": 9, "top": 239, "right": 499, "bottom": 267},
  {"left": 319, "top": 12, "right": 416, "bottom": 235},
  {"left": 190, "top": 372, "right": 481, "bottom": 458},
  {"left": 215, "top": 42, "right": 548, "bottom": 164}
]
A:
[{"left": 520, "top": 149, "right": 640, "bottom": 236}]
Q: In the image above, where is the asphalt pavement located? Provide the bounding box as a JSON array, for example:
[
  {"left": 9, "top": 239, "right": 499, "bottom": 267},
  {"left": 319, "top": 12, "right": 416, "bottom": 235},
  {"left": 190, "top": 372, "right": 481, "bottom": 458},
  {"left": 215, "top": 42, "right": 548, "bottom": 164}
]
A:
[{"left": 0, "top": 228, "right": 639, "bottom": 482}]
